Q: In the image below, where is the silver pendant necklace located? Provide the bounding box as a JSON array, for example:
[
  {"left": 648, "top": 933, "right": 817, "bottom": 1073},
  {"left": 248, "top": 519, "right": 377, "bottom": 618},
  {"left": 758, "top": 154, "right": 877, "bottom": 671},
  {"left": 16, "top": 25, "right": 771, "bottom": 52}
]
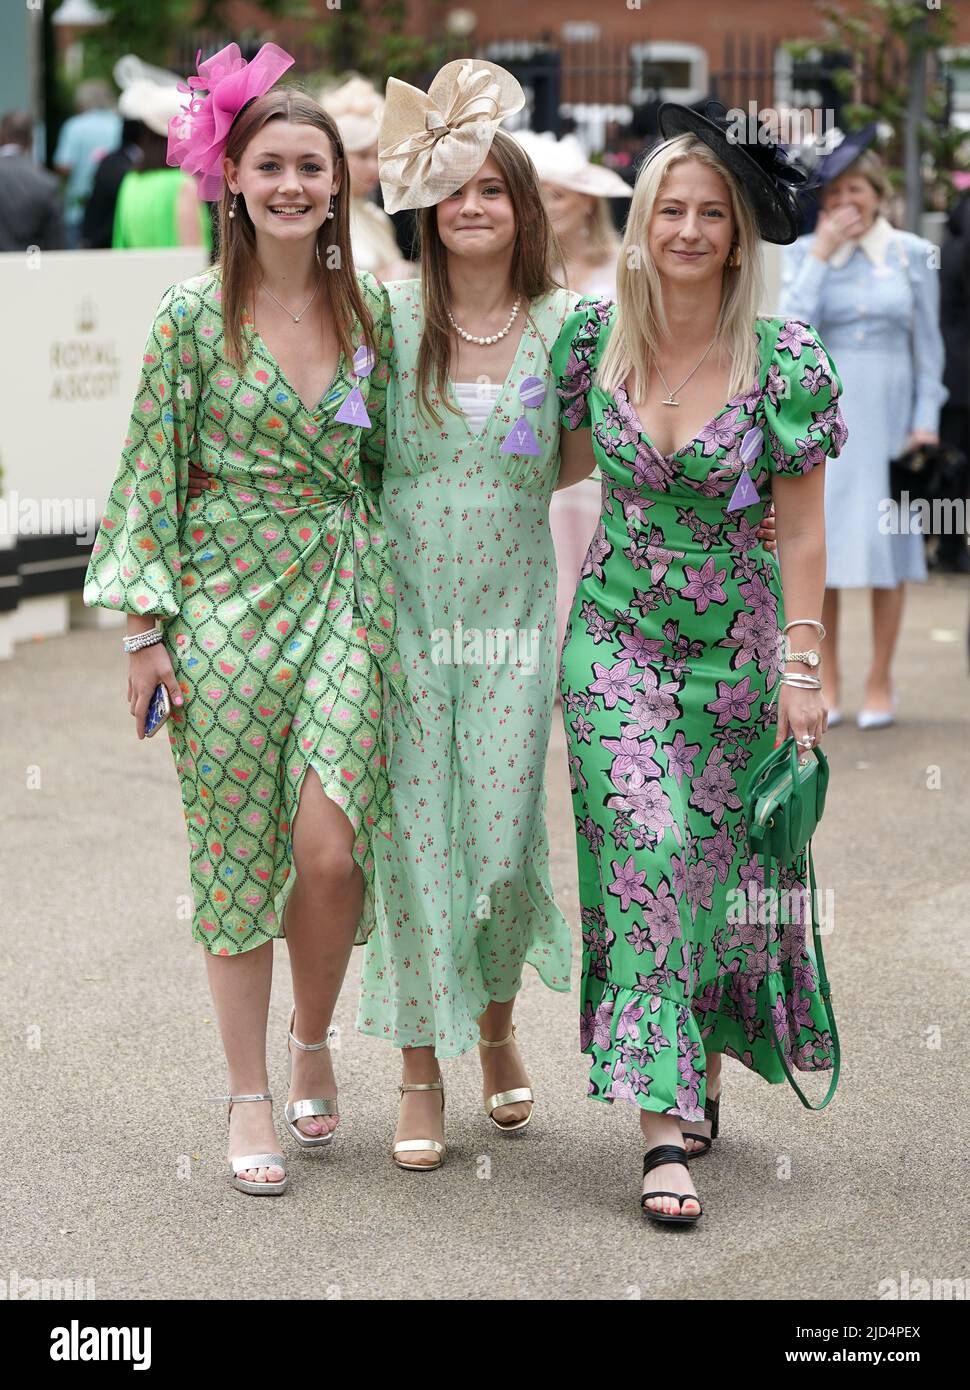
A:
[
  {"left": 258, "top": 274, "right": 323, "bottom": 324},
  {"left": 655, "top": 337, "right": 717, "bottom": 406}
]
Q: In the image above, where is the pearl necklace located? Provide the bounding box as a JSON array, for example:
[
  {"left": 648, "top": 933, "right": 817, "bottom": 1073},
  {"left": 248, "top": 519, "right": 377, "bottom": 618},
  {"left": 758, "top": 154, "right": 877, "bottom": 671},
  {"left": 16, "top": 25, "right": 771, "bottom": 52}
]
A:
[{"left": 448, "top": 298, "right": 521, "bottom": 346}]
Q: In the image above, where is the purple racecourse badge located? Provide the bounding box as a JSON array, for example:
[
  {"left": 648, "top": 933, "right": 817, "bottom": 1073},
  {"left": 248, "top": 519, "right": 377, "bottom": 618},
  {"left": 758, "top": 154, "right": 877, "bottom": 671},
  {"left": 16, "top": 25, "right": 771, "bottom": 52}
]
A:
[
  {"left": 727, "top": 425, "right": 764, "bottom": 509},
  {"left": 500, "top": 375, "right": 546, "bottom": 456},
  {"left": 335, "top": 344, "right": 375, "bottom": 427}
]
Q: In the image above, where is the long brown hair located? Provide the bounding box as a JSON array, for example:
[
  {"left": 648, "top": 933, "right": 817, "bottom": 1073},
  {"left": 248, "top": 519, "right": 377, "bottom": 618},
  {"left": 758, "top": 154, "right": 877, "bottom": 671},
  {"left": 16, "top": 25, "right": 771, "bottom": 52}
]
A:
[
  {"left": 414, "top": 128, "right": 564, "bottom": 425},
  {"left": 216, "top": 88, "right": 373, "bottom": 367}
]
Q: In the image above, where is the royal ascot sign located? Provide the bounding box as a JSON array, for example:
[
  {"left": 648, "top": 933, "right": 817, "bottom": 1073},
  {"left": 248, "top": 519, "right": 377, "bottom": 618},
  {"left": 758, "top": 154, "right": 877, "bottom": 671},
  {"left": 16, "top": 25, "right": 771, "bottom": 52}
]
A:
[
  {"left": 0, "top": 249, "right": 207, "bottom": 656},
  {"left": 0, "top": 248, "right": 207, "bottom": 527}
]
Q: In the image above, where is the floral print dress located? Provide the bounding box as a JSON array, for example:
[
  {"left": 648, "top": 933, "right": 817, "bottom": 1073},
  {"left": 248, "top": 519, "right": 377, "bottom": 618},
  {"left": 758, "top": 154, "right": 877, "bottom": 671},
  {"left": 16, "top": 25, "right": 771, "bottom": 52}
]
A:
[
  {"left": 550, "top": 299, "right": 848, "bottom": 1119},
  {"left": 356, "top": 280, "right": 575, "bottom": 1058},
  {"left": 84, "top": 269, "right": 413, "bottom": 956}
]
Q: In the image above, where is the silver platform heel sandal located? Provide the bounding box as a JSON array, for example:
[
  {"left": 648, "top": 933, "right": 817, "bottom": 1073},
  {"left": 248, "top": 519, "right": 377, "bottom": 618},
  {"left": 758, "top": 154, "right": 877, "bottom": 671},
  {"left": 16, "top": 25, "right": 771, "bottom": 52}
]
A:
[
  {"left": 284, "top": 1005, "right": 338, "bottom": 1148},
  {"left": 223, "top": 1092, "right": 288, "bottom": 1196}
]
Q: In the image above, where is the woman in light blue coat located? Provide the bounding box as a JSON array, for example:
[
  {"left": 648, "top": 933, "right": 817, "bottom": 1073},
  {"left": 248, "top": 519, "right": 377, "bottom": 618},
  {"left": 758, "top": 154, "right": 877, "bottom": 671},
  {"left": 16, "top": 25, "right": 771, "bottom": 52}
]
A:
[{"left": 780, "top": 149, "right": 946, "bottom": 729}]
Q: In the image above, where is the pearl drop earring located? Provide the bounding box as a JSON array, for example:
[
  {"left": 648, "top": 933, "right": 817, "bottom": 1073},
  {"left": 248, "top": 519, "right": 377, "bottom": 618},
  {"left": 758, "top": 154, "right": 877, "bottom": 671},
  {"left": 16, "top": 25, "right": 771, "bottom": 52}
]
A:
[
  {"left": 326, "top": 195, "right": 336, "bottom": 221},
  {"left": 229, "top": 194, "right": 237, "bottom": 220}
]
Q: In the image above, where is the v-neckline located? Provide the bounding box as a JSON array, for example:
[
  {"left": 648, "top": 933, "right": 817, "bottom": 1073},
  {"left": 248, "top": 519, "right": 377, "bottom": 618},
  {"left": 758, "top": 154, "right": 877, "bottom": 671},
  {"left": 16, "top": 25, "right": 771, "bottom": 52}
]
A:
[
  {"left": 446, "top": 307, "right": 534, "bottom": 441},
  {"left": 616, "top": 322, "right": 767, "bottom": 461},
  {"left": 244, "top": 316, "right": 349, "bottom": 420}
]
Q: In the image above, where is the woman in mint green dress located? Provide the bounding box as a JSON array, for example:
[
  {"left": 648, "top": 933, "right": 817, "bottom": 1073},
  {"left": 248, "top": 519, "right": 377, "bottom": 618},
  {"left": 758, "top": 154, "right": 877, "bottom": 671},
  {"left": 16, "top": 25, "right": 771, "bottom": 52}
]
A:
[{"left": 355, "top": 63, "right": 580, "bottom": 1169}]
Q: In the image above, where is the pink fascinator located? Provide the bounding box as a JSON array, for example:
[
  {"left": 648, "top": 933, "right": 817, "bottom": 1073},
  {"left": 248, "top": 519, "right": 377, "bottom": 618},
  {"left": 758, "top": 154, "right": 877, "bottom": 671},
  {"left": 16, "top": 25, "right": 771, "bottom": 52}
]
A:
[{"left": 167, "top": 42, "right": 295, "bottom": 202}]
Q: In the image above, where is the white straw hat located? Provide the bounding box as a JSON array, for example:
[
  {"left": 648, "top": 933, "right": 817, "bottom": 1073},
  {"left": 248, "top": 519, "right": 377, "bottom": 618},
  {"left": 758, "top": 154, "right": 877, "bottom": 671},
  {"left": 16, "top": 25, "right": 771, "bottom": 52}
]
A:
[{"left": 513, "top": 131, "right": 632, "bottom": 199}]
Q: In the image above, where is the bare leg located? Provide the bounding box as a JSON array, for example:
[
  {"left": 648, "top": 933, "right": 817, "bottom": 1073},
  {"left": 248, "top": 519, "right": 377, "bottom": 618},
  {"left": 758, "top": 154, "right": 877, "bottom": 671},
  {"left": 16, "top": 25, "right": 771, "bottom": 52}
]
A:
[
  {"left": 863, "top": 584, "right": 905, "bottom": 713},
  {"left": 820, "top": 587, "right": 840, "bottom": 712},
  {"left": 205, "top": 941, "right": 283, "bottom": 1185},
  {"left": 396, "top": 1045, "right": 445, "bottom": 1167},
  {"left": 640, "top": 1111, "right": 700, "bottom": 1218},
  {"left": 478, "top": 996, "right": 532, "bottom": 1126},
  {"left": 680, "top": 1049, "right": 721, "bottom": 1154},
  {"left": 284, "top": 767, "right": 362, "bottom": 1138}
]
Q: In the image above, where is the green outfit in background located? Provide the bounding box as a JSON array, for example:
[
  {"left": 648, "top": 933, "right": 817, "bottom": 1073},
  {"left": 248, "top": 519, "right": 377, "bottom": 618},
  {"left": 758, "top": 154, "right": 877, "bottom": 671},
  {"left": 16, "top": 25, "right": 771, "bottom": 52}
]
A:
[{"left": 112, "top": 168, "right": 212, "bottom": 251}]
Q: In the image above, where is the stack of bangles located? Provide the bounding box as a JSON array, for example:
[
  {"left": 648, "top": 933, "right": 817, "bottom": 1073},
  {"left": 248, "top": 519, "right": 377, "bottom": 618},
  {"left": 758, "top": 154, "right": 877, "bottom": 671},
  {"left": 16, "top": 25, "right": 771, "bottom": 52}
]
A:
[
  {"left": 779, "top": 618, "right": 826, "bottom": 750},
  {"left": 123, "top": 627, "right": 164, "bottom": 654}
]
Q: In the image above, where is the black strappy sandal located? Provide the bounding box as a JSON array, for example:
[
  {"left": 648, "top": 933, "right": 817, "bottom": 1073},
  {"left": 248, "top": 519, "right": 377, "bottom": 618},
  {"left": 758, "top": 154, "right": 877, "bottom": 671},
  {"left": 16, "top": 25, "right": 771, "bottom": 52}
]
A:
[
  {"left": 682, "top": 1089, "right": 720, "bottom": 1160},
  {"left": 640, "top": 1144, "right": 703, "bottom": 1226}
]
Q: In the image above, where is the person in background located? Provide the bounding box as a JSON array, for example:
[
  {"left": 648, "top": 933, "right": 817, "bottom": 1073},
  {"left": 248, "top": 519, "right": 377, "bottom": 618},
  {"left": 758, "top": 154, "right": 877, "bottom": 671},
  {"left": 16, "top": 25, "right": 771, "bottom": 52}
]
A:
[
  {"left": 111, "top": 81, "right": 211, "bottom": 251},
  {"left": 936, "top": 171, "right": 970, "bottom": 574},
  {"left": 0, "top": 111, "right": 63, "bottom": 251},
  {"left": 780, "top": 145, "right": 947, "bottom": 730},
  {"left": 319, "top": 75, "right": 413, "bottom": 281},
  {"left": 515, "top": 130, "right": 632, "bottom": 661},
  {"left": 53, "top": 79, "right": 121, "bottom": 247},
  {"left": 81, "top": 116, "right": 142, "bottom": 248}
]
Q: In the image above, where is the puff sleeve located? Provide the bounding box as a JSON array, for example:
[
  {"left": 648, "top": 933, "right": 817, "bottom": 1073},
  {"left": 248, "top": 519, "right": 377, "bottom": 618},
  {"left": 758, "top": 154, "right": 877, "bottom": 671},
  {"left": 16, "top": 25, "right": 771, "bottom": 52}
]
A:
[
  {"left": 83, "top": 282, "right": 201, "bottom": 617},
  {"left": 356, "top": 271, "right": 392, "bottom": 490},
  {"left": 551, "top": 295, "right": 613, "bottom": 431},
  {"left": 762, "top": 319, "right": 848, "bottom": 476}
]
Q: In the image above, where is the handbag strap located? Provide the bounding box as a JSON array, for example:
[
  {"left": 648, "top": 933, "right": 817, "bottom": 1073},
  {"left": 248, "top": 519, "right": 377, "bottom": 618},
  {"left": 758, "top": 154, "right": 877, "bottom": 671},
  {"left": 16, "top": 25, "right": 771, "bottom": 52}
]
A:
[{"left": 762, "top": 840, "right": 841, "bottom": 1110}]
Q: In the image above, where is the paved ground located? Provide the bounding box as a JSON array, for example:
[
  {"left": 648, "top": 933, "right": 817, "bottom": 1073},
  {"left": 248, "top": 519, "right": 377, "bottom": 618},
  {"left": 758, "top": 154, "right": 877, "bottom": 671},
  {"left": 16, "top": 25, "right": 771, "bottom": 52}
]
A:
[{"left": 2, "top": 574, "right": 969, "bottom": 1301}]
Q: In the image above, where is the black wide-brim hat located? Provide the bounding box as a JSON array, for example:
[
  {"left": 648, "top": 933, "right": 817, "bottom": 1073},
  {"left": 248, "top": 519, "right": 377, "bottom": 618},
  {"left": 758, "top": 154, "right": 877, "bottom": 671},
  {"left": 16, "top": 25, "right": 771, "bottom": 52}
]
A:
[{"left": 656, "top": 100, "right": 809, "bottom": 245}]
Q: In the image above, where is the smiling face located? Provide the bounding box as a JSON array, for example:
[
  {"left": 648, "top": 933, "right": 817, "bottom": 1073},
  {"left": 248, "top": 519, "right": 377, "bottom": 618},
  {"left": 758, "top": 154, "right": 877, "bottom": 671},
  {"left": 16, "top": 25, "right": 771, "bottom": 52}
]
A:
[
  {"left": 435, "top": 153, "right": 517, "bottom": 260},
  {"left": 224, "top": 119, "right": 342, "bottom": 244},
  {"left": 820, "top": 171, "right": 879, "bottom": 231},
  {"left": 647, "top": 157, "right": 735, "bottom": 284}
]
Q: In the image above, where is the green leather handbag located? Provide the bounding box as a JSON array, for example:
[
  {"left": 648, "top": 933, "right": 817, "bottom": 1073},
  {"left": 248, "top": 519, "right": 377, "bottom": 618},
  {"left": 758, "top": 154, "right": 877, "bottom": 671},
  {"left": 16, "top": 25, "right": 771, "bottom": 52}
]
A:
[{"left": 745, "top": 736, "right": 840, "bottom": 1110}]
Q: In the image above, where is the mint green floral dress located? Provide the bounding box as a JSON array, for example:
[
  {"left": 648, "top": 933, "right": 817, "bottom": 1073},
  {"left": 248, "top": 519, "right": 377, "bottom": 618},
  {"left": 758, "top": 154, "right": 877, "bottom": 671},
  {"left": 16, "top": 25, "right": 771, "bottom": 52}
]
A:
[
  {"left": 356, "top": 280, "right": 575, "bottom": 1058},
  {"left": 551, "top": 300, "right": 848, "bottom": 1118},
  {"left": 84, "top": 269, "right": 412, "bottom": 955}
]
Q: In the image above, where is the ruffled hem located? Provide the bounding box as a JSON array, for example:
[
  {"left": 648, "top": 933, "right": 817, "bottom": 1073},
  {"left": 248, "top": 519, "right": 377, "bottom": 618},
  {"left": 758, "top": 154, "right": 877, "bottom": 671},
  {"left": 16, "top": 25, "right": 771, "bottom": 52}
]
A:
[{"left": 581, "top": 985, "right": 709, "bottom": 1120}]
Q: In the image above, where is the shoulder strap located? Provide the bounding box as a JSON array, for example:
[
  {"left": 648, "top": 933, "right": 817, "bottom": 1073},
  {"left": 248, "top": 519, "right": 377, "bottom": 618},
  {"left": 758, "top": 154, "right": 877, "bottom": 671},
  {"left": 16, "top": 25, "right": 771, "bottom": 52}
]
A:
[{"left": 761, "top": 842, "right": 841, "bottom": 1110}]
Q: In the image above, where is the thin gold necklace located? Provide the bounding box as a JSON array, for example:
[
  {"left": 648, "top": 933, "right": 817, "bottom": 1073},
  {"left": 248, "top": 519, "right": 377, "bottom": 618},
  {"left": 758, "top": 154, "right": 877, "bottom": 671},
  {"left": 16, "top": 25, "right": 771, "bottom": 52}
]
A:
[{"left": 655, "top": 337, "right": 717, "bottom": 406}]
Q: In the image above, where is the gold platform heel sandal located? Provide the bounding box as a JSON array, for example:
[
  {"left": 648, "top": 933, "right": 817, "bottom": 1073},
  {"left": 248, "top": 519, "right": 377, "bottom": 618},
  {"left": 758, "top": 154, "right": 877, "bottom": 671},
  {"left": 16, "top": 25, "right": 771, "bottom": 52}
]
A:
[
  {"left": 392, "top": 1080, "right": 446, "bottom": 1171},
  {"left": 222, "top": 1092, "right": 288, "bottom": 1196},
  {"left": 284, "top": 1005, "right": 338, "bottom": 1149},
  {"left": 479, "top": 1024, "right": 534, "bottom": 1133}
]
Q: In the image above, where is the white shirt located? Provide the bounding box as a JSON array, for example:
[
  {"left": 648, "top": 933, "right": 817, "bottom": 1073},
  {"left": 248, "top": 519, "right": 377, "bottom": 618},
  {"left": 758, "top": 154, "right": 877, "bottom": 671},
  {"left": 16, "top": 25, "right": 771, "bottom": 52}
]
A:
[{"left": 453, "top": 380, "right": 502, "bottom": 433}]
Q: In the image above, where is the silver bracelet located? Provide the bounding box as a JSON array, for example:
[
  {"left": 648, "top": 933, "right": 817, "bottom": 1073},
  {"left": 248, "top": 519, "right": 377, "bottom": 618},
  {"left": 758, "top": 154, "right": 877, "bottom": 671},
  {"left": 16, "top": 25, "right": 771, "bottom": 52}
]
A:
[
  {"left": 123, "top": 627, "right": 162, "bottom": 654},
  {"left": 779, "top": 672, "right": 822, "bottom": 689},
  {"left": 781, "top": 618, "right": 826, "bottom": 640}
]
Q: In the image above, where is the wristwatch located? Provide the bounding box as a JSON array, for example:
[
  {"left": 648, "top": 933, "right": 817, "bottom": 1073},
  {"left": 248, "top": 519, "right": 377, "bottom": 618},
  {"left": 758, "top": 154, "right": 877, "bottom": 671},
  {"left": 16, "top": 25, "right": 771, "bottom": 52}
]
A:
[{"left": 784, "top": 648, "right": 821, "bottom": 668}]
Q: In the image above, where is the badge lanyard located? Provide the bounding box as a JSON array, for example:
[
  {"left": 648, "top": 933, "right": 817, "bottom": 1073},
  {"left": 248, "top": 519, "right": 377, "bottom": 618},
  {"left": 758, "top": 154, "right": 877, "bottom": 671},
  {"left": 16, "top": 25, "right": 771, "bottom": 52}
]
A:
[
  {"left": 334, "top": 344, "right": 376, "bottom": 428},
  {"left": 500, "top": 375, "right": 546, "bottom": 456},
  {"left": 726, "top": 425, "right": 764, "bottom": 510}
]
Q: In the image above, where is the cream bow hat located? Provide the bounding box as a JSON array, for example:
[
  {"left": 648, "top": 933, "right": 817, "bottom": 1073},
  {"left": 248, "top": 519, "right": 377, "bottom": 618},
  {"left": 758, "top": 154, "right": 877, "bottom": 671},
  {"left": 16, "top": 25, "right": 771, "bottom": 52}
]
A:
[
  {"left": 319, "top": 75, "right": 384, "bottom": 153},
  {"left": 378, "top": 58, "right": 525, "bottom": 214}
]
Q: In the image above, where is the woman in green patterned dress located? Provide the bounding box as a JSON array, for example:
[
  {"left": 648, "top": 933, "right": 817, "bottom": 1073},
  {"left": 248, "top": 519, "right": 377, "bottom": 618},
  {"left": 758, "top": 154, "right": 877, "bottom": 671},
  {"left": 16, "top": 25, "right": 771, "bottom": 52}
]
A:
[
  {"left": 85, "top": 52, "right": 413, "bottom": 1196},
  {"left": 551, "top": 104, "right": 847, "bottom": 1224}
]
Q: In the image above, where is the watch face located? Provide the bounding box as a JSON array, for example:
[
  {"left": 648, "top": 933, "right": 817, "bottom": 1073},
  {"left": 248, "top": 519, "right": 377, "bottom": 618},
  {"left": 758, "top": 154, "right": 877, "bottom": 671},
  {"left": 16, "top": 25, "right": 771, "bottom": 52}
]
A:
[{"left": 806, "top": 651, "right": 820, "bottom": 667}]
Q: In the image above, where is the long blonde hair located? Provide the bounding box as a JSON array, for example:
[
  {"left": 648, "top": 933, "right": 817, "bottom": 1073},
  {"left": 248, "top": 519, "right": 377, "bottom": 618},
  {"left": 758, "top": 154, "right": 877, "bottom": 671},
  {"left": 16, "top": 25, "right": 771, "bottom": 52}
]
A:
[
  {"left": 414, "top": 128, "right": 564, "bottom": 426},
  {"left": 216, "top": 89, "right": 374, "bottom": 367},
  {"left": 597, "top": 133, "right": 765, "bottom": 402}
]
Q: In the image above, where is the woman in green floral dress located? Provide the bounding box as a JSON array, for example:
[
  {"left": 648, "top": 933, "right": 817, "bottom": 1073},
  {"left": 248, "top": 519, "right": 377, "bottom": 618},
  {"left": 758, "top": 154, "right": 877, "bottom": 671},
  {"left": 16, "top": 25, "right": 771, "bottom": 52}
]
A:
[
  {"left": 85, "top": 55, "right": 413, "bottom": 1195},
  {"left": 551, "top": 105, "right": 847, "bottom": 1224}
]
